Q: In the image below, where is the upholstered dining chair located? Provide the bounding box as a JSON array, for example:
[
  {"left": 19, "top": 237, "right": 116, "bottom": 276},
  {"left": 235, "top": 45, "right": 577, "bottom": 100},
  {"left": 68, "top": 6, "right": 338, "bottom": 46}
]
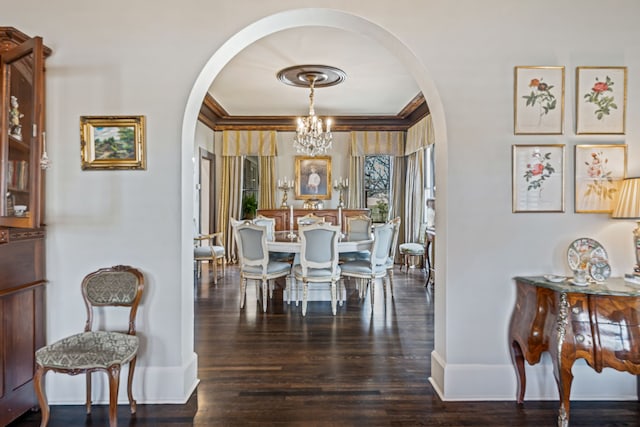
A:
[
  {"left": 34, "top": 265, "right": 145, "bottom": 427},
  {"left": 293, "top": 222, "right": 342, "bottom": 316},
  {"left": 253, "top": 215, "right": 276, "bottom": 241},
  {"left": 398, "top": 222, "right": 428, "bottom": 272},
  {"left": 233, "top": 222, "right": 291, "bottom": 312},
  {"left": 340, "top": 222, "right": 394, "bottom": 310},
  {"left": 340, "top": 214, "right": 373, "bottom": 263},
  {"left": 194, "top": 231, "right": 226, "bottom": 285},
  {"left": 297, "top": 213, "right": 325, "bottom": 228}
]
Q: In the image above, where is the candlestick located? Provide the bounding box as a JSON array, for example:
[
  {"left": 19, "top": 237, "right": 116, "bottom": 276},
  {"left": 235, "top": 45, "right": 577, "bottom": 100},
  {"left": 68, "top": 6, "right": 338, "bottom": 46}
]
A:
[
  {"left": 332, "top": 177, "right": 349, "bottom": 208},
  {"left": 278, "top": 178, "right": 295, "bottom": 208}
]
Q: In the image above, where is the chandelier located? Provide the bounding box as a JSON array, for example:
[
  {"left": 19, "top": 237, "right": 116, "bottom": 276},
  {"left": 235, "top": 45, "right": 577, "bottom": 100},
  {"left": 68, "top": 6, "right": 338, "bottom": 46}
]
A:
[
  {"left": 277, "top": 65, "right": 346, "bottom": 157},
  {"left": 294, "top": 74, "right": 332, "bottom": 156}
]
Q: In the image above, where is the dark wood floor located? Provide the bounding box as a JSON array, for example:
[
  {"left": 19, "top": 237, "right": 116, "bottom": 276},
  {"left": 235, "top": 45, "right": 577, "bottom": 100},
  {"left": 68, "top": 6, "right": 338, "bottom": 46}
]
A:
[{"left": 10, "top": 264, "right": 640, "bottom": 426}]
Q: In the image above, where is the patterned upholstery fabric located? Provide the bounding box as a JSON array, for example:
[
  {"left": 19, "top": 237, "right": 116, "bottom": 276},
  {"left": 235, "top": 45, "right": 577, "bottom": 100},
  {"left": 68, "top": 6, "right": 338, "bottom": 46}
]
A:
[
  {"left": 36, "top": 331, "right": 138, "bottom": 369},
  {"left": 85, "top": 271, "right": 139, "bottom": 305}
]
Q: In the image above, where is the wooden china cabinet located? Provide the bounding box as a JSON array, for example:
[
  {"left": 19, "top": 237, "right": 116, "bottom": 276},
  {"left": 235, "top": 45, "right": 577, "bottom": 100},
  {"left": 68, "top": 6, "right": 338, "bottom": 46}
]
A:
[{"left": 0, "top": 27, "right": 51, "bottom": 426}]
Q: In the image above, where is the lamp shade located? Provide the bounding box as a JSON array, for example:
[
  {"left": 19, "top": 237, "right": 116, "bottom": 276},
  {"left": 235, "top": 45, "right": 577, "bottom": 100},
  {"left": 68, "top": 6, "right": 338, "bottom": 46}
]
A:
[{"left": 611, "top": 177, "right": 640, "bottom": 219}]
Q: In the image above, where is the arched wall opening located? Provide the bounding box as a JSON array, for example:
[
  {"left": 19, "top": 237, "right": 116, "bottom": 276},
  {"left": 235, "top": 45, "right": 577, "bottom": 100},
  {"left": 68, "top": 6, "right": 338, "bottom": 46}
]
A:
[{"left": 180, "top": 7, "right": 449, "bottom": 394}]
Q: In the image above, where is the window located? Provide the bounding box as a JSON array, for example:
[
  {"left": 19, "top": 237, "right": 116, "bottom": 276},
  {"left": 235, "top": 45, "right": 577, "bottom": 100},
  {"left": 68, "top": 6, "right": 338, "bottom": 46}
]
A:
[
  {"left": 242, "top": 156, "right": 258, "bottom": 218},
  {"left": 364, "top": 155, "right": 391, "bottom": 222}
]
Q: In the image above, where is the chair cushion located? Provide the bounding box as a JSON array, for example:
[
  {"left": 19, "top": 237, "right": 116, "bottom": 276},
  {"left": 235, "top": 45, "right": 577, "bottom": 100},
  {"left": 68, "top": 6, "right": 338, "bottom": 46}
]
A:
[
  {"left": 195, "top": 245, "right": 225, "bottom": 258},
  {"left": 293, "top": 265, "right": 341, "bottom": 280},
  {"left": 242, "top": 261, "right": 291, "bottom": 276},
  {"left": 340, "top": 260, "right": 387, "bottom": 275},
  {"left": 35, "top": 331, "right": 138, "bottom": 370},
  {"left": 398, "top": 243, "right": 425, "bottom": 255}
]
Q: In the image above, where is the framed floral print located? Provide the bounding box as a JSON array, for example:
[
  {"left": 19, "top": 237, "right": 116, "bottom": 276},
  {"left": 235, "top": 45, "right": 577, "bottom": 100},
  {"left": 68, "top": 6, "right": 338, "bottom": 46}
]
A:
[
  {"left": 576, "top": 67, "right": 627, "bottom": 134},
  {"left": 514, "top": 66, "right": 565, "bottom": 135},
  {"left": 575, "top": 144, "right": 627, "bottom": 213},
  {"left": 512, "top": 144, "right": 565, "bottom": 213}
]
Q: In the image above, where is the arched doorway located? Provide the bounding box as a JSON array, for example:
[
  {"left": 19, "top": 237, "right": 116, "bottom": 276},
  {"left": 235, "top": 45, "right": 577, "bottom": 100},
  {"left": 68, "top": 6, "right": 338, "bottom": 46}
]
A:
[{"left": 180, "top": 7, "right": 448, "bottom": 391}]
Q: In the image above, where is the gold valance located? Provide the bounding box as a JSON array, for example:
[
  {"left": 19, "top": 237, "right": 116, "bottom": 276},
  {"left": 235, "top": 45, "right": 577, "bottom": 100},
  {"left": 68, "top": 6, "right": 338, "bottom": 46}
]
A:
[
  {"left": 350, "top": 131, "right": 405, "bottom": 157},
  {"left": 222, "top": 130, "right": 278, "bottom": 156},
  {"left": 405, "top": 115, "right": 434, "bottom": 155}
]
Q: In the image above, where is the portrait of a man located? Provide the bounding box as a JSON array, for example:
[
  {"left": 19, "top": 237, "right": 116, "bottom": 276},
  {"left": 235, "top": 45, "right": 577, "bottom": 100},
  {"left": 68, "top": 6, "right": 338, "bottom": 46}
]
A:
[{"left": 295, "top": 156, "right": 332, "bottom": 200}]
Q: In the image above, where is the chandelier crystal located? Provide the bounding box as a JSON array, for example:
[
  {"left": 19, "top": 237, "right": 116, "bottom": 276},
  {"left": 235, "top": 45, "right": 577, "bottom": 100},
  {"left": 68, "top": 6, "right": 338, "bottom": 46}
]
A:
[{"left": 293, "top": 75, "right": 333, "bottom": 157}]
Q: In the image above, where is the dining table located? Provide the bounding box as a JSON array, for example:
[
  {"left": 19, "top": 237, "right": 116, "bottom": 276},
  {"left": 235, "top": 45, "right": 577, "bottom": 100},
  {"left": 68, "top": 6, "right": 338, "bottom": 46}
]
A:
[{"left": 266, "top": 230, "right": 373, "bottom": 303}]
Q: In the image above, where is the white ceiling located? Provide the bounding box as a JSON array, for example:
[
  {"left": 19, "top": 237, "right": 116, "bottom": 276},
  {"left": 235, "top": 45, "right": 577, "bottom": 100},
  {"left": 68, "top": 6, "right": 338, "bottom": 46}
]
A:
[{"left": 208, "top": 26, "right": 421, "bottom": 117}]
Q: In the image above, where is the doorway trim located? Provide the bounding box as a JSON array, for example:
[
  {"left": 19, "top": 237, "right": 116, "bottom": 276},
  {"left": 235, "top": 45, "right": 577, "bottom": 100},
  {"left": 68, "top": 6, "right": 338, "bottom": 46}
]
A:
[{"left": 181, "top": 7, "right": 448, "bottom": 397}]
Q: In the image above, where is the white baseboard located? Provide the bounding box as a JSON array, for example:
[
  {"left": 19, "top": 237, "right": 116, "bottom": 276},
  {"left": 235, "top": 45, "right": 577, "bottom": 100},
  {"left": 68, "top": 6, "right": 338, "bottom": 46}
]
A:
[
  {"left": 46, "top": 352, "right": 199, "bottom": 405},
  {"left": 430, "top": 350, "right": 637, "bottom": 401}
]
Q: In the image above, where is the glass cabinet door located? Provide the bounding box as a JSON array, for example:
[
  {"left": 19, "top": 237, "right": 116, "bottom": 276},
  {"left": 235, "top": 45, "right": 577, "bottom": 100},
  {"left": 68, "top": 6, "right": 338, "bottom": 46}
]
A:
[{"left": 0, "top": 36, "right": 45, "bottom": 229}]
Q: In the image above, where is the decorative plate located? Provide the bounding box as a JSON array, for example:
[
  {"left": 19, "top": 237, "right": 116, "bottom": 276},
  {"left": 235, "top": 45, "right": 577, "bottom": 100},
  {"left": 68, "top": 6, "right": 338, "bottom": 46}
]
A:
[
  {"left": 567, "top": 238, "right": 608, "bottom": 272},
  {"left": 590, "top": 261, "right": 611, "bottom": 282}
]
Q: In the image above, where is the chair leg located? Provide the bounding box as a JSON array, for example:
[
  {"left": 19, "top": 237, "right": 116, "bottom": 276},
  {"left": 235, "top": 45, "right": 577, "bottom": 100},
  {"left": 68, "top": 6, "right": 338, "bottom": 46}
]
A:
[
  {"left": 262, "top": 279, "right": 268, "bottom": 312},
  {"left": 107, "top": 365, "right": 121, "bottom": 427},
  {"left": 127, "top": 357, "right": 138, "bottom": 414},
  {"left": 240, "top": 276, "right": 247, "bottom": 309},
  {"left": 387, "top": 270, "right": 394, "bottom": 298},
  {"left": 211, "top": 257, "right": 218, "bottom": 285},
  {"left": 34, "top": 365, "right": 49, "bottom": 427},
  {"left": 86, "top": 372, "right": 92, "bottom": 414},
  {"left": 330, "top": 280, "right": 337, "bottom": 315},
  {"left": 369, "top": 278, "right": 375, "bottom": 310},
  {"left": 302, "top": 280, "right": 309, "bottom": 316}
]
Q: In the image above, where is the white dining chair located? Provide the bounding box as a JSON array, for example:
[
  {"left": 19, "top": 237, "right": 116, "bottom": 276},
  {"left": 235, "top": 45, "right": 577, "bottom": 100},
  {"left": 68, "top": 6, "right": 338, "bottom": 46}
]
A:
[
  {"left": 340, "top": 214, "right": 372, "bottom": 263},
  {"left": 293, "top": 222, "right": 341, "bottom": 316},
  {"left": 385, "top": 216, "right": 402, "bottom": 298},
  {"left": 340, "top": 222, "right": 395, "bottom": 310},
  {"left": 232, "top": 222, "right": 291, "bottom": 312}
]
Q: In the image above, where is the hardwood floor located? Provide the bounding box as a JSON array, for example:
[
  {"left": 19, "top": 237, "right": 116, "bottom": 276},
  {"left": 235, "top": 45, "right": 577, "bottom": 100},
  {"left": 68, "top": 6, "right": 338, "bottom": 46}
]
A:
[{"left": 10, "top": 264, "right": 640, "bottom": 426}]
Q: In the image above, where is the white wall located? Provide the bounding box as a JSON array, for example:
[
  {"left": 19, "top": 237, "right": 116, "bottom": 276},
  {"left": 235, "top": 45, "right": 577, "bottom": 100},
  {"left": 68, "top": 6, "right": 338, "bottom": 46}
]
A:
[{"left": 4, "top": 0, "right": 639, "bottom": 404}]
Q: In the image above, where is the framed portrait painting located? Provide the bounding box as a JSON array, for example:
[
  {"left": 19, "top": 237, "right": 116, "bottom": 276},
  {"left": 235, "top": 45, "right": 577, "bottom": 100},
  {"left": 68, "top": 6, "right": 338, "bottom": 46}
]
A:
[
  {"left": 512, "top": 144, "right": 565, "bottom": 213},
  {"left": 576, "top": 67, "right": 627, "bottom": 134},
  {"left": 575, "top": 144, "right": 627, "bottom": 213},
  {"left": 514, "top": 66, "right": 565, "bottom": 135},
  {"left": 80, "top": 115, "right": 146, "bottom": 170},
  {"left": 295, "top": 156, "right": 332, "bottom": 200}
]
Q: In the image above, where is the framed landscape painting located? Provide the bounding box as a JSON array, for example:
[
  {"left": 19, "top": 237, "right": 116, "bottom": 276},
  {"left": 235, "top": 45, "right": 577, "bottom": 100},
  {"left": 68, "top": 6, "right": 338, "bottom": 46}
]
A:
[
  {"left": 80, "top": 115, "right": 146, "bottom": 170},
  {"left": 576, "top": 67, "right": 627, "bottom": 134},
  {"left": 575, "top": 144, "right": 627, "bottom": 213},
  {"left": 514, "top": 66, "right": 565, "bottom": 135},
  {"left": 512, "top": 144, "right": 565, "bottom": 213}
]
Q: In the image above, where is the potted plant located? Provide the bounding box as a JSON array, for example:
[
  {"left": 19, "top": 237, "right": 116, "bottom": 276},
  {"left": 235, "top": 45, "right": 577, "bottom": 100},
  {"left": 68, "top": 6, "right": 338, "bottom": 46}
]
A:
[{"left": 242, "top": 193, "right": 258, "bottom": 219}]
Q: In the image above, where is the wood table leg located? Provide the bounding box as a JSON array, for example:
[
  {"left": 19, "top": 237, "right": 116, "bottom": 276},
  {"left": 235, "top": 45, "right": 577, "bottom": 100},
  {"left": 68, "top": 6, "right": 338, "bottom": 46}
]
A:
[{"left": 510, "top": 340, "right": 526, "bottom": 403}]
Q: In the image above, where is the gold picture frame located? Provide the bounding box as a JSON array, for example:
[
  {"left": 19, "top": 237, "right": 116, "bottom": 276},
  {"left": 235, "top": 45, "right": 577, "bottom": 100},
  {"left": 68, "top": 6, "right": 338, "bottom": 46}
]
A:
[
  {"left": 295, "top": 156, "right": 332, "bottom": 200},
  {"left": 575, "top": 144, "right": 627, "bottom": 213},
  {"left": 512, "top": 144, "right": 565, "bottom": 213},
  {"left": 514, "top": 66, "right": 565, "bottom": 135},
  {"left": 576, "top": 66, "right": 627, "bottom": 135},
  {"left": 80, "top": 115, "right": 146, "bottom": 170}
]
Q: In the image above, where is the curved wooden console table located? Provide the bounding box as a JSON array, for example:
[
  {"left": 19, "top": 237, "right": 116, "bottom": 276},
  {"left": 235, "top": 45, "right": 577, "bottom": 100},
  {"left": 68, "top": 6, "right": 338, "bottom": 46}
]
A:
[{"left": 509, "top": 276, "right": 640, "bottom": 427}]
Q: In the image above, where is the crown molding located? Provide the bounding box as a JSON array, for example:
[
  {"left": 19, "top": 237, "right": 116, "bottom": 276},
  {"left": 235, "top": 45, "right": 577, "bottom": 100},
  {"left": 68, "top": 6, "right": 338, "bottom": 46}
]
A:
[{"left": 199, "top": 92, "right": 429, "bottom": 132}]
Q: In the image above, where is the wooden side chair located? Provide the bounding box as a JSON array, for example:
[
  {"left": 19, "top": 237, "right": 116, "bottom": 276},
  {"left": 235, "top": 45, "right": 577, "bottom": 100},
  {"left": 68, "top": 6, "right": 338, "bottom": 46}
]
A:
[
  {"left": 194, "top": 231, "right": 226, "bottom": 285},
  {"left": 34, "top": 265, "right": 145, "bottom": 427}
]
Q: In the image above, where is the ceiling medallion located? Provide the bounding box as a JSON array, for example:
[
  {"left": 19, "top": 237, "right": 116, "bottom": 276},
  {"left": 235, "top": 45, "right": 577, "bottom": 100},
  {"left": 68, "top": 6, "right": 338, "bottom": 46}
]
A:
[{"left": 277, "top": 65, "right": 346, "bottom": 157}]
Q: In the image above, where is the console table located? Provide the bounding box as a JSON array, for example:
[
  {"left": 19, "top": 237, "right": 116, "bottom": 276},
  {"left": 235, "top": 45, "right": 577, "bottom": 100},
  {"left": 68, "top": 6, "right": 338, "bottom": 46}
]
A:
[{"left": 509, "top": 276, "right": 640, "bottom": 426}]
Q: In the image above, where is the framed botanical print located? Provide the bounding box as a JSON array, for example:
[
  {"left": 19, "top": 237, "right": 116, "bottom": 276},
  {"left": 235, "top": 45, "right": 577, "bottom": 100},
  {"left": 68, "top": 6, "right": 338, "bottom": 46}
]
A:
[
  {"left": 514, "top": 66, "right": 565, "bottom": 135},
  {"left": 575, "top": 144, "right": 627, "bottom": 213},
  {"left": 295, "top": 156, "right": 332, "bottom": 200},
  {"left": 512, "top": 144, "right": 565, "bottom": 213},
  {"left": 576, "top": 67, "right": 627, "bottom": 134},
  {"left": 80, "top": 115, "right": 146, "bottom": 170}
]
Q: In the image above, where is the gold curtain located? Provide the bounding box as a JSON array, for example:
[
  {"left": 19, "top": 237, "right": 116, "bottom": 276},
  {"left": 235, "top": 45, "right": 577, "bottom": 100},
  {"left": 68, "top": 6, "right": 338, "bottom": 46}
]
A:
[
  {"left": 390, "top": 156, "right": 406, "bottom": 261},
  {"left": 217, "top": 156, "right": 243, "bottom": 264},
  {"left": 404, "top": 149, "right": 425, "bottom": 245},
  {"left": 405, "top": 115, "right": 434, "bottom": 155},
  {"left": 259, "top": 156, "right": 276, "bottom": 209}
]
